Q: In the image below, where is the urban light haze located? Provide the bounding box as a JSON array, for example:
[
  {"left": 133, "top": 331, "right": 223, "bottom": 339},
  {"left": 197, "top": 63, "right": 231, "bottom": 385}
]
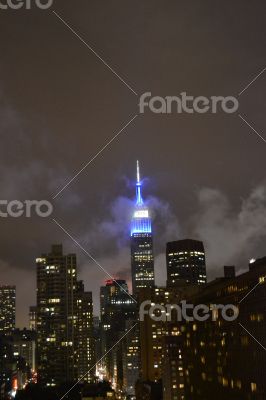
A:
[{"left": 0, "top": 2, "right": 266, "bottom": 399}]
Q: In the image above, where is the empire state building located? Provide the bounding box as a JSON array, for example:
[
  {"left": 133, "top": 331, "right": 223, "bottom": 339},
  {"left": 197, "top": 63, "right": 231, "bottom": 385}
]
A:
[{"left": 131, "top": 161, "right": 155, "bottom": 294}]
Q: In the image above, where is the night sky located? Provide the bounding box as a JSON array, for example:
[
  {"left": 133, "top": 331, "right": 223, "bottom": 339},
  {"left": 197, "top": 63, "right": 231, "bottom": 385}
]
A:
[{"left": 0, "top": 0, "right": 265, "bottom": 327}]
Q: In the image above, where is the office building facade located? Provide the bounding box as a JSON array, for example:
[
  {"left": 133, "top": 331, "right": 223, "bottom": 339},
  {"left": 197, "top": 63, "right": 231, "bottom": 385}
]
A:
[
  {"left": 166, "top": 239, "right": 207, "bottom": 286},
  {"left": 36, "top": 244, "right": 95, "bottom": 386},
  {"left": 0, "top": 286, "right": 16, "bottom": 333},
  {"left": 100, "top": 279, "right": 138, "bottom": 391},
  {"left": 29, "top": 306, "right": 37, "bottom": 331},
  {"left": 181, "top": 262, "right": 266, "bottom": 399},
  {"left": 139, "top": 285, "right": 198, "bottom": 386}
]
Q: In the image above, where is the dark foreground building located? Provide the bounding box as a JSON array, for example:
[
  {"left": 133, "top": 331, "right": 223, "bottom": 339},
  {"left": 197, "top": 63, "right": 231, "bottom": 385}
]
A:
[
  {"left": 138, "top": 284, "right": 199, "bottom": 400},
  {"left": 138, "top": 259, "right": 266, "bottom": 400},
  {"left": 182, "top": 260, "right": 266, "bottom": 400},
  {"left": 100, "top": 279, "right": 138, "bottom": 392}
]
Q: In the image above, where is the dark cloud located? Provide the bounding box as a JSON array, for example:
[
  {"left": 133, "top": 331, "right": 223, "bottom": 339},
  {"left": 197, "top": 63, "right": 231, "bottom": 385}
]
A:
[{"left": 191, "top": 184, "right": 266, "bottom": 278}]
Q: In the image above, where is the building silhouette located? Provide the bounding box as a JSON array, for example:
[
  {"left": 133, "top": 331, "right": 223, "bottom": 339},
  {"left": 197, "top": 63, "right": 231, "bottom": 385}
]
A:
[
  {"left": 131, "top": 161, "right": 154, "bottom": 295},
  {"left": 181, "top": 262, "right": 266, "bottom": 399},
  {"left": 138, "top": 285, "right": 199, "bottom": 389},
  {"left": 0, "top": 286, "right": 16, "bottom": 333},
  {"left": 76, "top": 281, "right": 95, "bottom": 381},
  {"left": 100, "top": 279, "right": 137, "bottom": 391},
  {"left": 36, "top": 244, "right": 94, "bottom": 386},
  {"left": 166, "top": 239, "right": 207, "bottom": 286},
  {"left": 29, "top": 306, "right": 37, "bottom": 331}
]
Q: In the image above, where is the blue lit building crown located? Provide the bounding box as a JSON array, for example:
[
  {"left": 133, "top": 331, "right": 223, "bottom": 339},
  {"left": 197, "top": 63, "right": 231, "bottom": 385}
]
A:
[{"left": 130, "top": 161, "right": 152, "bottom": 236}]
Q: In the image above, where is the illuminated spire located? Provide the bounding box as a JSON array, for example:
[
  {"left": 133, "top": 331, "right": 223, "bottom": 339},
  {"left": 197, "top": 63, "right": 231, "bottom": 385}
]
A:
[
  {"left": 137, "top": 160, "right": 140, "bottom": 184},
  {"left": 131, "top": 160, "right": 151, "bottom": 236},
  {"left": 136, "top": 160, "right": 143, "bottom": 206}
]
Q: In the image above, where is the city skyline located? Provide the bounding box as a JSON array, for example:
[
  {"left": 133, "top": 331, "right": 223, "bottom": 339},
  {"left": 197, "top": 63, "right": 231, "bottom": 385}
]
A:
[
  {"left": 1, "top": 0, "right": 266, "bottom": 331},
  {"left": 0, "top": 3, "right": 266, "bottom": 398},
  {"left": 2, "top": 159, "right": 266, "bottom": 329}
]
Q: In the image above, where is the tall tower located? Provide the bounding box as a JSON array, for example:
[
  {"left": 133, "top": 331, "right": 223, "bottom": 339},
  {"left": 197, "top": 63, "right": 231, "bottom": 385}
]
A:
[
  {"left": 36, "top": 244, "right": 95, "bottom": 386},
  {"left": 0, "top": 286, "right": 16, "bottom": 333},
  {"left": 100, "top": 279, "right": 137, "bottom": 388},
  {"left": 131, "top": 161, "right": 155, "bottom": 295},
  {"left": 36, "top": 244, "right": 77, "bottom": 385}
]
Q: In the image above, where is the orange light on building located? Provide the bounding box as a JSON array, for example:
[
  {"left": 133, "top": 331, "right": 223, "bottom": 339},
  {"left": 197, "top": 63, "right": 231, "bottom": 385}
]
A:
[{"left": 12, "top": 378, "right": 18, "bottom": 391}]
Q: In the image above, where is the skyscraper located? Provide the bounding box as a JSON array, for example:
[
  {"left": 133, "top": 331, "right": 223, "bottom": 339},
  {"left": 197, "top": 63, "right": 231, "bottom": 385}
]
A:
[
  {"left": 0, "top": 286, "right": 16, "bottom": 333},
  {"left": 12, "top": 328, "right": 37, "bottom": 376},
  {"left": 138, "top": 285, "right": 198, "bottom": 386},
  {"left": 36, "top": 244, "right": 95, "bottom": 386},
  {"left": 36, "top": 244, "right": 76, "bottom": 385},
  {"left": 29, "top": 306, "right": 37, "bottom": 331},
  {"left": 131, "top": 161, "right": 154, "bottom": 295},
  {"left": 162, "top": 335, "right": 185, "bottom": 400},
  {"left": 166, "top": 239, "right": 207, "bottom": 286},
  {"left": 100, "top": 279, "right": 137, "bottom": 390},
  {"left": 76, "top": 281, "right": 95, "bottom": 382}
]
